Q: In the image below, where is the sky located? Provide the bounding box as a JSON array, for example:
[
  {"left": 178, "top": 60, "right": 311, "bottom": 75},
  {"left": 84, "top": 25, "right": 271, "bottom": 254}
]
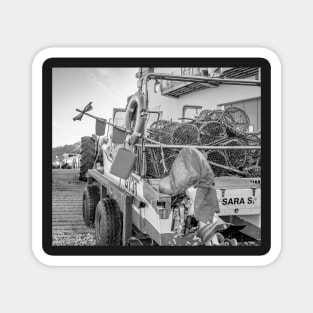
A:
[{"left": 52, "top": 68, "right": 138, "bottom": 147}]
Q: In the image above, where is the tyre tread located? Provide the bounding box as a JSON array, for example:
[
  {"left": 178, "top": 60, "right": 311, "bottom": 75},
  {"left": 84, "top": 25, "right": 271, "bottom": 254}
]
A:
[{"left": 95, "top": 198, "right": 122, "bottom": 246}]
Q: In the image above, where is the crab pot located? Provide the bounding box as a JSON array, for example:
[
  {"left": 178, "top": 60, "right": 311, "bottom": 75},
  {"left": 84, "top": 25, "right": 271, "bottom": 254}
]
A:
[
  {"left": 159, "top": 122, "right": 180, "bottom": 144},
  {"left": 151, "top": 120, "right": 199, "bottom": 145},
  {"left": 207, "top": 110, "right": 224, "bottom": 121},
  {"left": 145, "top": 147, "right": 179, "bottom": 178},
  {"left": 222, "top": 138, "right": 247, "bottom": 169},
  {"left": 196, "top": 109, "right": 212, "bottom": 122},
  {"left": 243, "top": 133, "right": 261, "bottom": 160},
  {"left": 224, "top": 107, "right": 250, "bottom": 133},
  {"left": 192, "top": 120, "right": 206, "bottom": 129},
  {"left": 148, "top": 119, "right": 170, "bottom": 142},
  {"left": 172, "top": 123, "right": 199, "bottom": 145},
  {"left": 197, "top": 121, "right": 227, "bottom": 145},
  {"left": 220, "top": 110, "right": 235, "bottom": 128},
  {"left": 243, "top": 166, "right": 261, "bottom": 178},
  {"left": 206, "top": 150, "right": 229, "bottom": 177}
]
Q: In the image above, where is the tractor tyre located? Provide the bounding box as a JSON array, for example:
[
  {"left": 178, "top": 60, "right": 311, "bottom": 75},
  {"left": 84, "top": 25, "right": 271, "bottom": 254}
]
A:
[
  {"left": 95, "top": 198, "right": 123, "bottom": 246},
  {"left": 79, "top": 136, "right": 95, "bottom": 181},
  {"left": 224, "top": 238, "right": 238, "bottom": 246},
  {"left": 82, "top": 184, "right": 100, "bottom": 227}
]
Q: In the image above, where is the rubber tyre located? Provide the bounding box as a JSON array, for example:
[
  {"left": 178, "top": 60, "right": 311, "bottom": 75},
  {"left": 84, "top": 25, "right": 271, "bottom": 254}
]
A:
[
  {"left": 79, "top": 136, "right": 95, "bottom": 181},
  {"left": 82, "top": 184, "right": 100, "bottom": 227},
  {"left": 224, "top": 238, "right": 238, "bottom": 246},
  {"left": 95, "top": 199, "right": 123, "bottom": 246}
]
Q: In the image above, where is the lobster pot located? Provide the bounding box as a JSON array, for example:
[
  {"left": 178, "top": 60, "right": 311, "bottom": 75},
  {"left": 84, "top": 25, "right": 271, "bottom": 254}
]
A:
[
  {"left": 224, "top": 125, "right": 243, "bottom": 138},
  {"left": 206, "top": 150, "right": 229, "bottom": 177},
  {"left": 158, "top": 121, "right": 200, "bottom": 146},
  {"left": 145, "top": 147, "right": 179, "bottom": 178},
  {"left": 163, "top": 148, "right": 180, "bottom": 172},
  {"left": 220, "top": 110, "right": 235, "bottom": 128},
  {"left": 159, "top": 122, "right": 180, "bottom": 144},
  {"left": 224, "top": 107, "right": 250, "bottom": 133},
  {"left": 146, "top": 121, "right": 180, "bottom": 177},
  {"left": 222, "top": 138, "right": 247, "bottom": 169},
  {"left": 191, "top": 118, "right": 205, "bottom": 129},
  {"left": 197, "top": 121, "right": 227, "bottom": 145},
  {"left": 148, "top": 120, "right": 170, "bottom": 142},
  {"left": 145, "top": 147, "right": 163, "bottom": 178},
  {"left": 192, "top": 109, "right": 213, "bottom": 128},
  {"left": 243, "top": 166, "right": 261, "bottom": 178},
  {"left": 207, "top": 110, "right": 224, "bottom": 121},
  {"left": 243, "top": 133, "right": 261, "bottom": 161},
  {"left": 172, "top": 124, "right": 199, "bottom": 145},
  {"left": 196, "top": 109, "right": 212, "bottom": 122}
]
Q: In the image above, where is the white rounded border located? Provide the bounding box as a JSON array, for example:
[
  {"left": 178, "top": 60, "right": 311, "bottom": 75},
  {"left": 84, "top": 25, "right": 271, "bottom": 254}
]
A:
[{"left": 32, "top": 47, "right": 281, "bottom": 266}]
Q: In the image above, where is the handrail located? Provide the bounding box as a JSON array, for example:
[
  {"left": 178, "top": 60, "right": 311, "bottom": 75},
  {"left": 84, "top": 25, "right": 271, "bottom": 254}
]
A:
[
  {"left": 142, "top": 73, "right": 261, "bottom": 87},
  {"left": 137, "top": 143, "right": 261, "bottom": 150},
  {"left": 140, "top": 72, "right": 261, "bottom": 110},
  {"left": 138, "top": 137, "right": 260, "bottom": 150}
]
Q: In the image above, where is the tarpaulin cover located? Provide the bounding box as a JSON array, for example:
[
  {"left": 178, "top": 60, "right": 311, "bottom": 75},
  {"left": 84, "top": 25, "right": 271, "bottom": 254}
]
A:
[
  {"left": 112, "top": 127, "right": 127, "bottom": 144},
  {"left": 193, "top": 187, "right": 219, "bottom": 223},
  {"left": 159, "top": 147, "right": 219, "bottom": 223},
  {"left": 95, "top": 118, "right": 106, "bottom": 136},
  {"left": 110, "top": 148, "right": 137, "bottom": 179}
]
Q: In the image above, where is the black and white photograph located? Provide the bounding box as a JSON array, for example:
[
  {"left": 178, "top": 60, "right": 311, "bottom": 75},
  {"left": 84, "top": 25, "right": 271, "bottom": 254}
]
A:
[
  {"left": 7, "top": 0, "right": 313, "bottom": 309},
  {"left": 52, "top": 65, "right": 263, "bottom": 249}
]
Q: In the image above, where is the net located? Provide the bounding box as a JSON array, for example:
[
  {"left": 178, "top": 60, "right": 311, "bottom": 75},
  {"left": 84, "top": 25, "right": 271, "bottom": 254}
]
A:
[
  {"left": 243, "top": 166, "right": 261, "bottom": 178},
  {"left": 197, "top": 121, "right": 227, "bottom": 145},
  {"left": 207, "top": 110, "right": 224, "bottom": 121},
  {"left": 224, "top": 107, "right": 250, "bottom": 133},
  {"left": 222, "top": 138, "right": 247, "bottom": 169},
  {"left": 145, "top": 108, "right": 260, "bottom": 178},
  {"left": 148, "top": 119, "right": 170, "bottom": 142},
  {"left": 159, "top": 122, "right": 180, "bottom": 144},
  {"left": 196, "top": 109, "right": 212, "bottom": 122},
  {"left": 145, "top": 147, "right": 179, "bottom": 178},
  {"left": 172, "top": 123, "right": 199, "bottom": 145},
  {"left": 206, "top": 150, "right": 229, "bottom": 176}
]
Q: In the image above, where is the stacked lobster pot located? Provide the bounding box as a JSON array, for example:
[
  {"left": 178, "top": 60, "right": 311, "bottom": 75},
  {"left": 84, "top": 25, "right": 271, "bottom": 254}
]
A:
[{"left": 145, "top": 107, "right": 261, "bottom": 178}]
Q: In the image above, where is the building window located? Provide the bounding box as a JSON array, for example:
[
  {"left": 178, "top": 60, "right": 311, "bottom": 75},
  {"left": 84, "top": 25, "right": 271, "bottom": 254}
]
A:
[
  {"left": 181, "top": 68, "right": 191, "bottom": 76},
  {"left": 181, "top": 68, "right": 202, "bottom": 76}
]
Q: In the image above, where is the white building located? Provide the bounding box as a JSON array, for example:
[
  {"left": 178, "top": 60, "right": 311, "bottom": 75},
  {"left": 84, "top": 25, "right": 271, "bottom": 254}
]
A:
[{"left": 136, "top": 67, "right": 261, "bottom": 132}]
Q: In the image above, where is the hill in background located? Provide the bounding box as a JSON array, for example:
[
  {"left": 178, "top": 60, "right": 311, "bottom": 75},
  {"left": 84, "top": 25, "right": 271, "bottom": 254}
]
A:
[{"left": 52, "top": 142, "right": 80, "bottom": 162}]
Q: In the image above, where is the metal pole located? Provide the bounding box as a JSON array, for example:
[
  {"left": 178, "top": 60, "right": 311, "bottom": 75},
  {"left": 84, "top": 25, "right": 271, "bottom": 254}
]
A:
[
  {"left": 75, "top": 109, "right": 126, "bottom": 131},
  {"left": 136, "top": 145, "right": 251, "bottom": 175},
  {"left": 141, "top": 72, "right": 261, "bottom": 112},
  {"left": 140, "top": 143, "right": 261, "bottom": 150},
  {"left": 142, "top": 72, "right": 261, "bottom": 86},
  {"left": 208, "top": 161, "right": 247, "bottom": 175}
]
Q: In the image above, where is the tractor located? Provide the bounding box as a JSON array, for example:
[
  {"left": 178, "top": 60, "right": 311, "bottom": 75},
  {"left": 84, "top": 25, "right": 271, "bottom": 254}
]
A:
[
  {"left": 73, "top": 71, "right": 261, "bottom": 246},
  {"left": 60, "top": 153, "right": 80, "bottom": 169}
]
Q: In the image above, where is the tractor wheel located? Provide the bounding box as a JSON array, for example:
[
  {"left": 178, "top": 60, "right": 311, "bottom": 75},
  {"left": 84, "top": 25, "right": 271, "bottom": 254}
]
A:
[
  {"left": 82, "top": 184, "right": 100, "bottom": 227},
  {"left": 79, "top": 136, "right": 95, "bottom": 181},
  {"left": 95, "top": 199, "right": 123, "bottom": 246}
]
